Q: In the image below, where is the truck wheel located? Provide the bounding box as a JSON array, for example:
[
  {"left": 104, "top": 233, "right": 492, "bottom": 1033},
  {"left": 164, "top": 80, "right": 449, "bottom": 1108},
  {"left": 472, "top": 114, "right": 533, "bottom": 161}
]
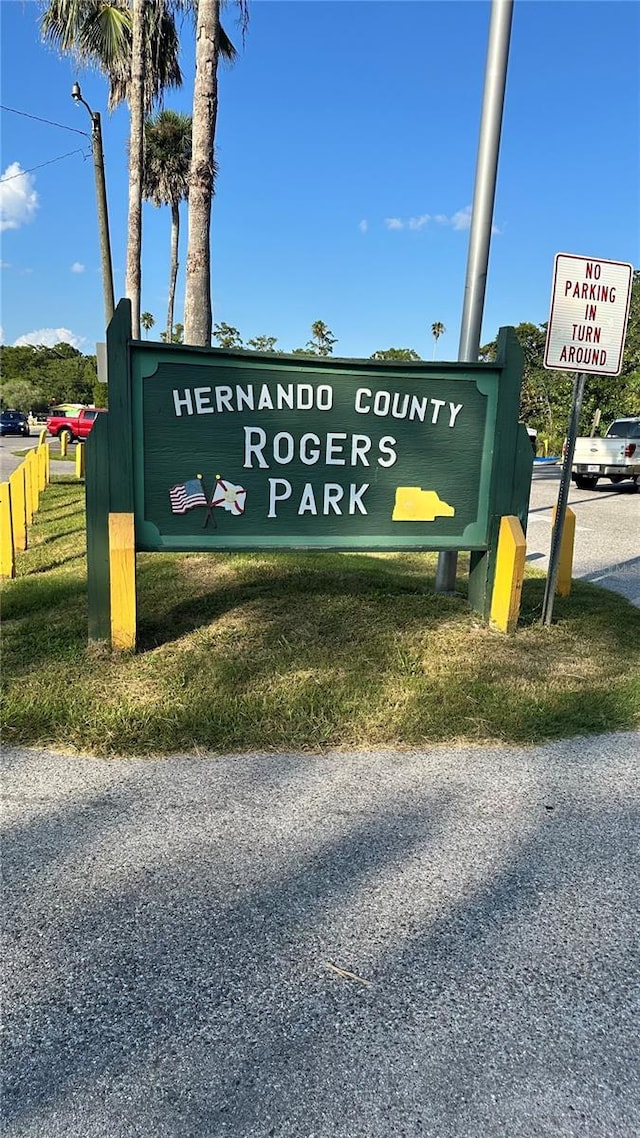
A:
[
  {"left": 574, "top": 475, "right": 598, "bottom": 490},
  {"left": 609, "top": 475, "right": 624, "bottom": 484}
]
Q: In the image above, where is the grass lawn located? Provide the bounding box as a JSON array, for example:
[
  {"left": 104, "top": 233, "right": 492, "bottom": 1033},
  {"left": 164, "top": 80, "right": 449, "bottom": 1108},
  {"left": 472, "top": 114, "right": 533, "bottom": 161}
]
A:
[{"left": 2, "top": 477, "right": 639, "bottom": 756}]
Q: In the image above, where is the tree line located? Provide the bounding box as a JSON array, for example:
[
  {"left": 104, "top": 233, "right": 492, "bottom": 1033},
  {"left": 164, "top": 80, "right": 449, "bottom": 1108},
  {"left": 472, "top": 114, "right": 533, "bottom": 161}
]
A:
[
  {"left": 0, "top": 343, "right": 107, "bottom": 414},
  {"left": 0, "top": 319, "right": 422, "bottom": 412},
  {"left": 2, "top": 277, "right": 637, "bottom": 434}
]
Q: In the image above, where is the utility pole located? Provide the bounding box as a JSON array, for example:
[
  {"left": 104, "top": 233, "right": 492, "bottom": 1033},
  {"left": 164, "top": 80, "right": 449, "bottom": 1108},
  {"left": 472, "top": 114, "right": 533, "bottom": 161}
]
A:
[
  {"left": 435, "top": 0, "right": 514, "bottom": 594},
  {"left": 71, "top": 83, "right": 115, "bottom": 327}
]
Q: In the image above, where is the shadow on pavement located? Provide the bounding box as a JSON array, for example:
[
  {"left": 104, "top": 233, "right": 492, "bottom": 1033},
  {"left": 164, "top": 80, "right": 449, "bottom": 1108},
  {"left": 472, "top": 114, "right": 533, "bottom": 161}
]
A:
[{"left": 3, "top": 747, "right": 639, "bottom": 1136}]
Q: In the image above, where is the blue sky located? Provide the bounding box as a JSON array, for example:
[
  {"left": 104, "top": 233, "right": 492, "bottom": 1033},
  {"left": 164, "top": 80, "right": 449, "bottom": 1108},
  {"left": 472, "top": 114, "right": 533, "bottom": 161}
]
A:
[{"left": 1, "top": 1, "right": 638, "bottom": 358}]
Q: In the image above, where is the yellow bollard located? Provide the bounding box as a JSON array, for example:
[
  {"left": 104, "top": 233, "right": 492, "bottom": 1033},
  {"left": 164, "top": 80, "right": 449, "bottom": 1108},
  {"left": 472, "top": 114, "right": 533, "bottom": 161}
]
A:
[
  {"left": 490, "top": 515, "right": 526, "bottom": 633},
  {"left": 38, "top": 444, "right": 46, "bottom": 492},
  {"left": 109, "top": 513, "right": 137, "bottom": 650},
  {"left": 60, "top": 430, "right": 69, "bottom": 458},
  {"left": 8, "top": 466, "right": 27, "bottom": 552},
  {"left": 23, "top": 459, "right": 34, "bottom": 526},
  {"left": 552, "top": 505, "right": 576, "bottom": 597},
  {"left": 28, "top": 450, "right": 39, "bottom": 515},
  {"left": 0, "top": 481, "right": 16, "bottom": 578},
  {"left": 75, "top": 442, "right": 86, "bottom": 479}
]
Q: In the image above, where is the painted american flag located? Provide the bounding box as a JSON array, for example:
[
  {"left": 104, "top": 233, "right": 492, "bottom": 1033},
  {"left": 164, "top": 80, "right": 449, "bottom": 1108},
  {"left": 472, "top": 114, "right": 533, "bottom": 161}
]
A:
[{"left": 169, "top": 478, "right": 208, "bottom": 514}]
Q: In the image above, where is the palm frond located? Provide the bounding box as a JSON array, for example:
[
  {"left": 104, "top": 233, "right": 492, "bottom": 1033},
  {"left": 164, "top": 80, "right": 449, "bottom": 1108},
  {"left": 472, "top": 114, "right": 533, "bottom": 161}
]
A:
[
  {"left": 218, "top": 23, "right": 236, "bottom": 62},
  {"left": 41, "top": 1, "right": 182, "bottom": 113}
]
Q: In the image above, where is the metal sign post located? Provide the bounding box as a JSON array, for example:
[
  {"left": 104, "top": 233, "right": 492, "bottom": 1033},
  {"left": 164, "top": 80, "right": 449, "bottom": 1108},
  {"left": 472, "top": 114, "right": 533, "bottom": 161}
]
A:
[
  {"left": 436, "top": 0, "right": 514, "bottom": 594},
  {"left": 541, "top": 371, "right": 585, "bottom": 626},
  {"left": 541, "top": 252, "right": 633, "bottom": 625}
]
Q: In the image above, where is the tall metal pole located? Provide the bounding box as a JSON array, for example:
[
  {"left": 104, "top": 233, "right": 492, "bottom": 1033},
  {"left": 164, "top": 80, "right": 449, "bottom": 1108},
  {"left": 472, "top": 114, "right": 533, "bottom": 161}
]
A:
[
  {"left": 90, "top": 111, "right": 115, "bottom": 326},
  {"left": 72, "top": 84, "right": 115, "bottom": 328},
  {"left": 541, "top": 372, "right": 586, "bottom": 626},
  {"left": 435, "top": 0, "right": 514, "bottom": 593}
]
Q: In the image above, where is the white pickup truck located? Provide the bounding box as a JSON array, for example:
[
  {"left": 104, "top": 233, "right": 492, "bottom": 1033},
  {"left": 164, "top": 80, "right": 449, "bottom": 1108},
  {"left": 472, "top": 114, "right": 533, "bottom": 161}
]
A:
[{"left": 571, "top": 416, "right": 640, "bottom": 490}]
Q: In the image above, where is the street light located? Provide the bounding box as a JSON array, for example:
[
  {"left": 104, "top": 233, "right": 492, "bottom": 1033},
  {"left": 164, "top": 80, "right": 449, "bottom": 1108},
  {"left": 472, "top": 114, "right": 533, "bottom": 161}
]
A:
[{"left": 71, "top": 82, "right": 115, "bottom": 326}]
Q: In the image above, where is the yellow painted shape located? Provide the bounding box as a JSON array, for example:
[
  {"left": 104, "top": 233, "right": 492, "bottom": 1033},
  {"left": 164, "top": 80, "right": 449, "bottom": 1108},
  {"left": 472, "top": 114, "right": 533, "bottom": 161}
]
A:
[
  {"left": 552, "top": 505, "right": 575, "bottom": 598},
  {"left": 44, "top": 442, "right": 51, "bottom": 484},
  {"left": 8, "top": 467, "right": 27, "bottom": 552},
  {"left": 27, "top": 451, "right": 39, "bottom": 515},
  {"left": 75, "top": 442, "right": 85, "bottom": 479},
  {"left": 490, "top": 515, "right": 526, "bottom": 634},
  {"left": 392, "top": 487, "right": 455, "bottom": 522},
  {"left": 109, "top": 512, "right": 137, "bottom": 651},
  {"left": 60, "top": 430, "right": 69, "bottom": 458},
  {"left": 39, "top": 428, "right": 47, "bottom": 446},
  {"left": 0, "top": 482, "right": 15, "bottom": 578},
  {"left": 23, "top": 459, "right": 34, "bottom": 526}
]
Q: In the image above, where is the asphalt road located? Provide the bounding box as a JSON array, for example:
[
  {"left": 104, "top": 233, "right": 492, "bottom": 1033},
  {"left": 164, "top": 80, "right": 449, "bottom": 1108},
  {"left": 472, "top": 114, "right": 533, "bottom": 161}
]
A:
[
  {"left": 3, "top": 736, "right": 639, "bottom": 1137},
  {"left": 0, "top": 433, "right": 45, "bottom": 481},
  {"left": 527, "top": 465, "right": 639, "bottom": 606}
]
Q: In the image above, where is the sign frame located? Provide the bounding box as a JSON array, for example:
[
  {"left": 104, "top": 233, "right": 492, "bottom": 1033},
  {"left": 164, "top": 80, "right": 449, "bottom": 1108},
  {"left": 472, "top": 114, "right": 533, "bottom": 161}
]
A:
[{"left": 85, "top": 300, "right": 533, "bottom": 645}]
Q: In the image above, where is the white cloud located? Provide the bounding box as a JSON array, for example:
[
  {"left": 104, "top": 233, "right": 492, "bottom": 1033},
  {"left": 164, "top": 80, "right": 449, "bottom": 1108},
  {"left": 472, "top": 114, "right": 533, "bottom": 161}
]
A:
[
  {"left": 0, "top": 327, "right": 4, "bottom": 344},
  {"left": 71, "top": 261, "right": 85, "bottom": 274},
  {"left": 358, "top": 219, "right": 368, "bottom": 234},
  {"left": 13, "top": 327, "right": 85, "bottom": 350},
  {"left": 1, "top": 261, "right": 11, "bottom": 269},
  {"left": 0, "top": 163, "right": 39, "bottom": 232},
  {"left": 450, "top": 205, "right": 472, "bottom": 231},
  {"left": 433, "top": 205, "right": 501, "bottom": 234},
  {"left": 385, "top": 206, "right": 484, "bottom": 232}
]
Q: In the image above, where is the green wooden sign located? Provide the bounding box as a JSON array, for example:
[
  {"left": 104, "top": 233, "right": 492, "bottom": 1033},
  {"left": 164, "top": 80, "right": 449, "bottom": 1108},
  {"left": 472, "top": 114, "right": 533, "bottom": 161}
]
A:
[{"left": 85, "top": 301, "right": 533, "bottom": 643}]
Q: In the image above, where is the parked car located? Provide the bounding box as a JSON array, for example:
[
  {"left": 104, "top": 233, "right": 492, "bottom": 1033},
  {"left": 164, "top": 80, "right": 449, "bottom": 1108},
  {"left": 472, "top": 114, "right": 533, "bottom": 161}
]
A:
[
  {"left": 0, "top": 410, "right": 30, "bottom": 437},
  {"left": 46, "top": 406, "right": 107, "bottom": 442},
  {"left": 569, "top": 416, "right": 640, "bottom": 489}
]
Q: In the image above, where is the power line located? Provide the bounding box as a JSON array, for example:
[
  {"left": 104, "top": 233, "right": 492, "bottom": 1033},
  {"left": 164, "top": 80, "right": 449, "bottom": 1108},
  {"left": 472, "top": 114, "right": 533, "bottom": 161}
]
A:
[
  {"left": 0, "top": 104, "right": 89, "bottom": 137},
  {"left": 0, "top": 148, "right": 91, "bottom": 183}
]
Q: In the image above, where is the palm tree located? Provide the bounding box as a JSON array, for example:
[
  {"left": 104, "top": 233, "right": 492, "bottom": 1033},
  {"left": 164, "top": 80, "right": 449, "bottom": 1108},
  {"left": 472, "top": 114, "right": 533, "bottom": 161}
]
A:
[
  {"left": 310, "top": 320, "right": 337, "bottom": 356},
  {"left": 184, "top": 0, "right": 248, "bottom": 345},
  {"left": 431, "top": 321, "right": 446, "bottom": 360},
  {"left": 126, "top": 0, "right": 145, "bottom": 338},
  {"left": 41, "top": 0, "right": 182, "bottom": 339},
  {"left": 141, "top": 311, "right": 155, "bottom": 337},
  {"left": 143, "top": 110, "right": 198, "bottom": 340},
  {"left": 41, "top": 1, "right": 182, "bottom": 112}
]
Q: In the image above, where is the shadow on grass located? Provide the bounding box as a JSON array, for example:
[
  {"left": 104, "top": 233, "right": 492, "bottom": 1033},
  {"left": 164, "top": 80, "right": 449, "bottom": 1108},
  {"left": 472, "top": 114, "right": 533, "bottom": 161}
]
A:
[
  {"left": 3, "top": 543, "right": 638, "bottom": 751},
  {"left": 28, "top": 552, "right": 86, "bottom": 575},
  {"left": 136, "top": 551, "right": 466, "bottom": 652},
  {"left": 31, "top": 524, "right": 86, "bottom": 545},
  {"left": 3, "top": 749, "right": 639, "bottom": 1134},
  {"left": 2, "top": 573, "right": 87, "bottom": 620}
]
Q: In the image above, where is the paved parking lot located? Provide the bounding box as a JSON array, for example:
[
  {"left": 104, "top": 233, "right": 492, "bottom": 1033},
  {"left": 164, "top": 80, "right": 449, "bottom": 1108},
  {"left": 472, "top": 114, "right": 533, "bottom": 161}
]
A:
[{"left": 527, "top": 465, "right": 639, "bottom": 606}]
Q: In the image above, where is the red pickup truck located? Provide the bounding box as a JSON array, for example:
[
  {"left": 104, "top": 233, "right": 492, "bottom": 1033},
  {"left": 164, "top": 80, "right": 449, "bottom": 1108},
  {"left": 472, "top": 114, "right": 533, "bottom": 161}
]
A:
[{"left": 46, "top": 407, "right": 106, "bottom": 441}]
